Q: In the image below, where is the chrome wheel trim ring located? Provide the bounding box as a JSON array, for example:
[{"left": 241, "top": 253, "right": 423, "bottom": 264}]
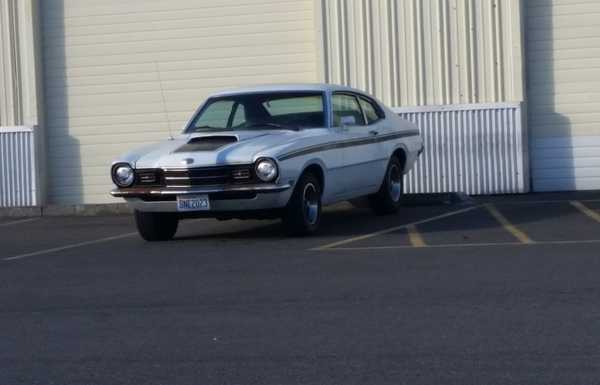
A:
[
  {"left": 303, "top": 182, "right": 320, "bottom": 225},
  {"left": 388, "top": 164, "right": 402, "bottom": 202}
]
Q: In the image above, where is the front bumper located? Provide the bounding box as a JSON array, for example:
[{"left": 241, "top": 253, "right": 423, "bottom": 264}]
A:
[
  {"left": 111, "top": 183, "right": 293, "bottom": 213},
  {"left": 110, "top": 183, "right": 291, "bottom": 198}
]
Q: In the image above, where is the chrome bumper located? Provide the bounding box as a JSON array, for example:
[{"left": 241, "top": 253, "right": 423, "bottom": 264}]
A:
[{"left": 111, "top": 183, "right": 292, "bottom": 198}]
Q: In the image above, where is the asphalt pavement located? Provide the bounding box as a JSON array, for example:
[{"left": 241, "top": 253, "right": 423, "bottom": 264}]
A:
[{"left": 1, "top": 192, "right": 600, "bottom": 385}]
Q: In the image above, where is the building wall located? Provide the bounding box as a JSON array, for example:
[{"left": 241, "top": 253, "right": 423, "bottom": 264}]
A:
[
  {"left": 0, "top": 0, "right": 42, "bottom": 127},
  {"left": 3, "top": 0, "right": 599, "bottom": 206},
  {"left": 41, "top": 0, "right": 320, "bottom": 204},
  {"left": 0, "top": 0, "right": 43, "bottom": 206},
  {"left": 319, "top": 0, "right": 525, "bottom": 107},
  {"left": 527, "top": 0, "right": 600, "bottom": 191}
]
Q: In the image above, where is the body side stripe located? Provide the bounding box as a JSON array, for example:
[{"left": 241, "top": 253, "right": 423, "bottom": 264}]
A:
[{"left": 277, "top": 130, "right": 420, "bottom": 161}]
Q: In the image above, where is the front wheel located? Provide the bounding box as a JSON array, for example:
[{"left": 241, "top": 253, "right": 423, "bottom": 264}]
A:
[
  {"left": 134, "top": 210, "right": 179, "bottom": 241},
  {"left": 282, "top": 173, "right": 322, "bottom": 235},
  {"left": 369, "top": 156, "right": 404, "bottom": 215}
]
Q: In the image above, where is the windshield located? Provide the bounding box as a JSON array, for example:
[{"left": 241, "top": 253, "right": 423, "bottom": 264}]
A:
[{"left": 186, "top": 92, "right": 325, "bottom": 132}]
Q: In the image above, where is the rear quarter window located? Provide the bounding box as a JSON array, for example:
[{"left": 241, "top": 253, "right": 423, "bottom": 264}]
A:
[{"left": 359, "top": 97, "right": 384, "bottom": 124}]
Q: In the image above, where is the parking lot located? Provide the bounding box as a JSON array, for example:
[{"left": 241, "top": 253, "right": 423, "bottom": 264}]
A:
[{"left": 2, "top": 192, "right": 600, "bottom": 384}]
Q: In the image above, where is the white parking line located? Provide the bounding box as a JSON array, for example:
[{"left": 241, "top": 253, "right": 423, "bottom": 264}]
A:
[
  {"left": 319, "top": 239, "right": 600, "bottom": 251},
  {"left": 313, "top": 205, "right": 481, "bottom": 250},
  {"left": 3, "top": 232, "right": 138, "bottom": 261},
  {"left": 0, "top": 218, "right": 39, "bottom": 227},
  {"left": 571, "top": 200, "right": 600, "bottom": 224}
]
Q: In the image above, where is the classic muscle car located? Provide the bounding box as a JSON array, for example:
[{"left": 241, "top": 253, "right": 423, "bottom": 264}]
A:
[{"left": 111, "top": 84, "right": 423, "bottom": 241}]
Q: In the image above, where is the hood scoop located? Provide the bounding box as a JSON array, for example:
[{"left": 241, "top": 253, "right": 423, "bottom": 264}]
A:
[{"left": 174, "top": 136, "right": 238, "bottom": 152}]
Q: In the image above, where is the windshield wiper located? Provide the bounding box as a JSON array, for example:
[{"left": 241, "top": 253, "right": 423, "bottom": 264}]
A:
[{"left": 244, "top": 122, "right": 300, "bottom": 131}]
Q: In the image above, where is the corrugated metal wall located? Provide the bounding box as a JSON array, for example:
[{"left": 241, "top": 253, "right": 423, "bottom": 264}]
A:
[
  {"left": 397, "top": 103, "right": 528, "bottom": 194},
  {"left": 0, "top": 127, "right": 37, "bottom": 207},
  {"left": 527, "top": 0, "right": 600, "bottom": 191},
  {"left": 319, "top": 0, "right": 524, "bottom": 106},
  {"left": 319, "top": 0, "right": 529, "bottom": 195},
  {"left": 41, "top": 0, "right": 320, "bottom": 204}
]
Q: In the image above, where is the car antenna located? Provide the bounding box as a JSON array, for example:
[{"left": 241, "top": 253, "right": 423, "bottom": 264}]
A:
[{"left": 155, "top": 61, "right": 174, "bottom": 140}]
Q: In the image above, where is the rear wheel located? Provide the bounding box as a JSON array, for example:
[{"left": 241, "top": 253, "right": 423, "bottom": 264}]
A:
[
  {"left": 282, "top": 173, "right": 322, "bottom": 235},
  {"left": 369, "top": 156, "right": 404, "bottom": 215},
  {"left": 134, "top": 210, "right": 179, "bottom": 241}
]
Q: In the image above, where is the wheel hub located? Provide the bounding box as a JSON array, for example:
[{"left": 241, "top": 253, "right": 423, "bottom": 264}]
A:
[
  {"left": 388, "top": 164, "right": 402, "bottom": 202},
  {"left": 303, "top": 183, "right": 319, "bottom": 225}
]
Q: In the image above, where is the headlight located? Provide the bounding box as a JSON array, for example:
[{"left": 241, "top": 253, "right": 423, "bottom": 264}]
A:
[
  {"left": 255, "top": 158, "right": 278, "bottom": 182},
  {"left": 112, "top": 163, "right": 135, "bottom": 187}
]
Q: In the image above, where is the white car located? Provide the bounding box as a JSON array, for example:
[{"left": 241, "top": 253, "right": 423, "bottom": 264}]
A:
[{"left": 111, "top": 84, "right": 423, "bottom": 241}]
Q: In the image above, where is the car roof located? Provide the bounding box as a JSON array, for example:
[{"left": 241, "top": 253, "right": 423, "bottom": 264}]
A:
[{"left": 207, "top": 83, "right": 369, "bottom": 98}]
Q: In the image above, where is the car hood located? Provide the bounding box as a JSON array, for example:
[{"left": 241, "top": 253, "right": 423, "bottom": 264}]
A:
[{"left": 132, "top": 130, "right": 304, "bottom": 169}]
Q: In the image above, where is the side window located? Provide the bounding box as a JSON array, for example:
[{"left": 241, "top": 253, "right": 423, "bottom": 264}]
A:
[
  {"left": 332, "top": 94, "right": 366, "bottom": 126},
  {"left": 359, "top": 97, "right": 383, "bottom": 124}
]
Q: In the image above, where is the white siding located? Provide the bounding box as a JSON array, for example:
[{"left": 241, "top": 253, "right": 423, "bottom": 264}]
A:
[
  {"left": 527, "top": 0, "right": 600, "bottom": 191},
  {"left": 0, "top": 0, "right": 42, "bottom": 127},
  {"left": 318, "top": 0, "right": 525, "bottom": 107},
  {"left": 41, "top": 0, "right": 319, "bottom": 204},
  {"left": 0, "top": 0, "right": 44, "bottom": 207}
]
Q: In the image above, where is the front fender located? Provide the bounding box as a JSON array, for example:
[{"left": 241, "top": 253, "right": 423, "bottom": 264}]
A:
[
  {"left": 299, "top": 157, "right": 327, "bottom": 187},
  {"left": 276, "top": 156, "right": 328, "bottom": 203}
]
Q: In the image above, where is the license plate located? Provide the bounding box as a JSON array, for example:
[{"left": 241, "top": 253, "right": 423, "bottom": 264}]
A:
[{"left": 177, "top": 194, "right": 210, "bottom": 212}]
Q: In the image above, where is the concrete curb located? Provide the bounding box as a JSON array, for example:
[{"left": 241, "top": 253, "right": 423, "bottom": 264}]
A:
[
  {"left": 401, "top": 192, "right": 474, "bottom": 206},
  {"left": 0, "top": 203, "right": 133, "bottom": 217},
  {"left": 0, "top": 206, "right": 43, "bottom": 217},
  {"left": 345, "top": 192, "right": 473, "bottom": 209},
  {"left": 43, "top": 203, "right": 133, "bottom": 216}
]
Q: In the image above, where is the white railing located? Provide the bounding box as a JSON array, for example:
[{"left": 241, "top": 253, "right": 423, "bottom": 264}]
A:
[
  {"left": 0, "top": 126, "right": 38, "bottom": 207},
  {"left": 394, "top": 103, "right": 528, "bottom": 195}
]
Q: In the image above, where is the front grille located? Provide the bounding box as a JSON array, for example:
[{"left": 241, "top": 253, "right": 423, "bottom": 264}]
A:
[
  {"left": 162, "top": 165, "right": 254, "bottom": 187},
  {"left": 135, "top": 169, "right": 163, "bottom": 186},
  {"left": 232, "top": 168, "right": 251, "bottom": 180}
]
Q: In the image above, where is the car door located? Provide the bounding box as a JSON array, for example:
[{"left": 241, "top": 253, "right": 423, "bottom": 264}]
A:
[
  {"left": 357, "top": 95, "right": 389, "bottom": 186},
  {"left": 331, "top": 92, "right": 384, "bottom": 197}
]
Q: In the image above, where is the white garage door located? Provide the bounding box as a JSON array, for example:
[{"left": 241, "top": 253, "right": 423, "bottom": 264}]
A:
[
  {"left": 527, "top": 0, "right": 600, "bottom": 191},
  {"left": 41, "top": 0, "right": 319, "bottom": 204}
]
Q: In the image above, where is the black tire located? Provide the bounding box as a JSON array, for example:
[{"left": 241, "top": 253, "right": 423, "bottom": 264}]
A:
[
  {"left": 369, "top": 156, "right": 404, "bottom": 215},
  {"left": 134, "top": 210, "right": 179, "bottom": 241},
  {"left": 282, "top": 172, "right": 322, "bottom": 235}
]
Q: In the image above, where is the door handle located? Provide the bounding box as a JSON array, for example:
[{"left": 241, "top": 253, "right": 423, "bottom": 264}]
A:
[{"left": 369, "top": 130, "right": 379, "bottom": 136}]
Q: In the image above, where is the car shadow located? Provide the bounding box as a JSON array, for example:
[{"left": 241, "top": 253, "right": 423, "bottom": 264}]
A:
[{"left": 172, "top": 199, "right": 470, "bottom": 241}]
